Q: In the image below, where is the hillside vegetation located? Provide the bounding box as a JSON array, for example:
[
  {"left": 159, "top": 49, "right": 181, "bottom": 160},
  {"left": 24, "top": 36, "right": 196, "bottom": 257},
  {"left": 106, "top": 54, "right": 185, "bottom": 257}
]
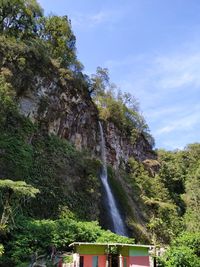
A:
[{"left": 0, "top": 1, "right": 199, "bottom": 266}]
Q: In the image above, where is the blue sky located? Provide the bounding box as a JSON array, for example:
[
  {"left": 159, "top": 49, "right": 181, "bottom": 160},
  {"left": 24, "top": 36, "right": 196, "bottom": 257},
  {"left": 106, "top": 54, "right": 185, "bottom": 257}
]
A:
[{"left": 38, "top": 0, "right": 200, "bottom": 150}]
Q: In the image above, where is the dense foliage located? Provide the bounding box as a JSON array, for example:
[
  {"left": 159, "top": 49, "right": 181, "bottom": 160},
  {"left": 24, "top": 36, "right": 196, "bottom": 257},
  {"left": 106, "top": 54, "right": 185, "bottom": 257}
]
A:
[
  {"left": 90, "top": 67, "right": 155, "bottom": 147},
  {"left": 159, "top": 232, "right": 200, "bottom": 267},
  {"left": 0, "top": 1, "right": 200, "bottom": 266},
  {"left": 0, "top": 0, "right": 80, "bottom": 71},
  {"left": 0, "top": 92, "right": 101, "bottom": 221},
  {"left": 1, "top": 215, "right": 132, "bottom": 266},
  {"left": 0, "top": 179, "right": 39, "bottom": 231},
  {"left": 0, "top": 72, "right": 102, "bottom": 265}
]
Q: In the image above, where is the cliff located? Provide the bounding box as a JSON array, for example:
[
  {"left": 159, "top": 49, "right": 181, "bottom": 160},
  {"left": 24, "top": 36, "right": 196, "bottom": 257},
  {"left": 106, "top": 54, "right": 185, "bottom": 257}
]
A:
[
  {"left": 19, "top": 78, "right": 156, "bottom": 168},
  {"left": 19, "top": 75, "right": 100, "bottom": 155},
  {"left": 5, "top": 49, "right": 156, "bottom": 168},
  {"left": 19, "top": 79, "right": 156, "bottom": 169},
  {"left": 103, "top": 121, "right": 156, "bottom": 169},
  {"left": 0, "top": 36, "right": 156, "bottom": 240}
]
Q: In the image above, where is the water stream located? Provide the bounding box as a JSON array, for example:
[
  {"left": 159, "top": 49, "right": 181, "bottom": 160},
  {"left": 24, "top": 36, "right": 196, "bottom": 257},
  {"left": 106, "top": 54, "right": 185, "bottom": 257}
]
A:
[{"left": 99, "top": 121, "right": 127, "bottom": 236}]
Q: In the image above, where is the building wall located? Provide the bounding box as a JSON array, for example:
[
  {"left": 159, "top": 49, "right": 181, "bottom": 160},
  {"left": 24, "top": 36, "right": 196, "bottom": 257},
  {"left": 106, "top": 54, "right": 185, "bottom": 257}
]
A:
[
  {"left": 129, "top": 247, "right": 149, "bottom": 257},
  {"left": 79, "top": 254, "right": 107, "bottom": 267},
  {"left": 77, "top": 245, "right": 106, "bottom": 255},
  {"left": 129, "top": 247, "right": 150, "bottom": 267},
  {"left": 129, "top": 256, "right": 150, "bottom": 267},
  {"left": 73, "top": 245, "right": 150, "bottom": 267}
]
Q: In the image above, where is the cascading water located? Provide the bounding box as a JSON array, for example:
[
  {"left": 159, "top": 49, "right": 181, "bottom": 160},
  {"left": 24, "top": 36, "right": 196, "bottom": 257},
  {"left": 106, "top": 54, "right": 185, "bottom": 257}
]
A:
[{"left": 99, "top": 121, "right": 127, "bottom": 236}]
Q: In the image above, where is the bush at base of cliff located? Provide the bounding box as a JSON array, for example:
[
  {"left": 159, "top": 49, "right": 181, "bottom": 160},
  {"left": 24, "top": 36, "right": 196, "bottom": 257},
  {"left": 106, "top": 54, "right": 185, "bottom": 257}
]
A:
[
  {"left": 0, "top": 124, "right": 101, "bottom": 220},
  {"left": 160, "top": 246, "right": 200, "bottom": 267},
  {"left": 1, "top": 216, "right": 132, "bottom": 266},
  {"left": 159, "top": 232, "right": 200, "bottom": 267}
]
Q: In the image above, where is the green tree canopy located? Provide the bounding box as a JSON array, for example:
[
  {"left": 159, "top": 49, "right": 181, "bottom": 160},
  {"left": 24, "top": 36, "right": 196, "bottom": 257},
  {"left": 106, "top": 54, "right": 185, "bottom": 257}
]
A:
[
  {"left": 40, "top": 15, "right": 78, "bottom": 68},
  {"left": 0, "top": 179, "right": 39, "bottom": 229},
  {"left": 90, "top": 67, "right": 154, "bottom": 146},
  {"left": 183, "top": 165, "right": 200, "bottom": 232},
  {"left": 162, "top": 246, "right": 200, "bottom": 267},
  {"left": 160, "top": 232, "right": 200, "bottom": 267},
  {"left": 0, "top": 0, "right": 43, "bottom": 38},
  {"left": 7, "top": 217, "right": 133, "bottom": 266}
]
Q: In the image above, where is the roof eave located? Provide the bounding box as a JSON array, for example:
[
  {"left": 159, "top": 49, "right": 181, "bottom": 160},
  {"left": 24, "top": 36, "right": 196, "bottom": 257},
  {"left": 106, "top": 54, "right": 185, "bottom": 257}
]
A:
[{"left": 69, "top": 242, "right": 154, "bottom": 249}]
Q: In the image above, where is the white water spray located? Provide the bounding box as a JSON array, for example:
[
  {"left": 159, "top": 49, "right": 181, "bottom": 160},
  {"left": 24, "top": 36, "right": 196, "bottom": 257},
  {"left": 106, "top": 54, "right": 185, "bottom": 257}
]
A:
[{"left": 99, "top": 121, "right": 127, "bottom": 236}]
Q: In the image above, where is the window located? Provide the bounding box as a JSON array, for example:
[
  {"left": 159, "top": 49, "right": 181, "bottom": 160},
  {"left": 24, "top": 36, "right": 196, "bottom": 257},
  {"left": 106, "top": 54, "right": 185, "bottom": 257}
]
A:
[{"left": 93, "top": 256, "right": 98, "bottom": 267}]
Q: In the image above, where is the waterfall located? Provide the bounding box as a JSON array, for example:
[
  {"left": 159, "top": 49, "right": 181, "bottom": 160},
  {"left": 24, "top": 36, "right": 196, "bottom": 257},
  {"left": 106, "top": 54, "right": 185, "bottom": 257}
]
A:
[{"left": 99, "top": 121, "right": 127, "bottom": 236}]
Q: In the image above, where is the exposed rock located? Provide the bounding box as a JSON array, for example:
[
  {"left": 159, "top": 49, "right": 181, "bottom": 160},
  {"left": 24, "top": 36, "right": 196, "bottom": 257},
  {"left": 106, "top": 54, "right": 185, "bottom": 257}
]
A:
[
  {"left": 13, "top": 62, "right": 156, "bottom": 169},
  {"left": 19, "top": 75, "right": 99, "bottom": 155},
  {"left": 19, "top": 76, "right": 156, "bottom": 168},
  {"left": 143, "top": 159, "right": 161, "bottom": 177},
  {"left": 103, "top": 122, "right": 156, "bottom": 169}
]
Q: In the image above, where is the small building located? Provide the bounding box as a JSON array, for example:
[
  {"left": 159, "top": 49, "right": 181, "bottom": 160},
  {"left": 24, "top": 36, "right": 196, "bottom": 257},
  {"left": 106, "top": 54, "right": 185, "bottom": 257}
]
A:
[{"left": 69, "top": 242, "right": 154, "bottom": 267}]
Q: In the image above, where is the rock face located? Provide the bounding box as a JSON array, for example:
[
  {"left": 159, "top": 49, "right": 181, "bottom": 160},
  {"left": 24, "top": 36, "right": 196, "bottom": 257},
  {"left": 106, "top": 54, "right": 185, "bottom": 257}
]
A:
[
  {"left": 103, "top": 122, "right": 156, "bottom": 169},
  {"left": 19, "top": 74, "right": 155, "bottom": 168},
  {"left": 19, "top": 75, "right": 100, "bottom": 155},
  {"left": 0, "top": 35, "right": 156, "bottom": 170}
]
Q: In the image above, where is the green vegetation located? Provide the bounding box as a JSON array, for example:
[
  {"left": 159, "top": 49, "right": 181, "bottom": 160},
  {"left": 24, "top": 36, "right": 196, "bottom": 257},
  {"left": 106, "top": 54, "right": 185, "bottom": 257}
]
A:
[
  {"left": 0, "top": 70, "right": 102, "bottom": 265},
  {"left": 0, "top": 244, "right": 4, "bottom": 256},
  {"left": 0, "top": 108, "right": 101, "bottom": 221},
  {"left": 90, "top": 67, "right": 155, "bottom": 147},
  {"left": 159, "top": 232, "right": 200, "bottom": 267},
  {"left": 2, "top": 215, "right": 132, "bottom": 266},
  {"left": 121, "top": 157, "right": 181, "bottom": 244},
  {"left": 0, "top": 179, "right": 39, "bottom": 231},
  {"left": 122, "top": 147, "right": 200, "bottom": 264},
  {"left": 0, "top": 1, "right": 200, "bottom": 267},
  {"left": 108, "top": 166, "right": 132, "bottom": 217},
  {"left": 0, "top": 0, "right": 80, "bottom": 70}
]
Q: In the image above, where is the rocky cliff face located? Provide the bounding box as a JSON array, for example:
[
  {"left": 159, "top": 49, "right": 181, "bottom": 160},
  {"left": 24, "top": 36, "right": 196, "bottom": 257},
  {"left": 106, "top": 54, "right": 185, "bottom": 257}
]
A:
[
  {"left": 1, "top": 43, "right": 157, "bottom": 238},
  {"left": 1, "top": 41, "right": 155, "bottom": 168},
  {"left": 102, "top": 122, "right": 156, "bottom": 169},
  {"left": 19, "top": 81, "right": 156, "bottom": 169},
  {"left": 18, "top": 73, "right": 155, "bottom": 168},
  {"left": 19, "top": 74, "right": 100, "bottom": 155}
]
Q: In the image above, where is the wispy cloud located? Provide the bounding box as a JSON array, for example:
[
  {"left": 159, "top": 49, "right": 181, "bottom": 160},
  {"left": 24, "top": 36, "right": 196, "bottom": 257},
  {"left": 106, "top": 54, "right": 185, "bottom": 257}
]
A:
[
  {"left": 155, "top": 52, "right": 200, "bottom": 90},
  {"left": 105, "top": 39, "right": 200, "bottom": 149},
  {"left": 155, "top": 107, "right": 200, "bottom": 135},
  {"left": 90, "top": 11, "right": 109, "bottom": 24},
  {"left": 107, "top": 38, "right": 200, "bottom": 91},
  {"left": 70, "top": 8, "right": 127, "bottom": 30},
  {"left": 145, "top": 106, "right": 182, "bottom": 120}
]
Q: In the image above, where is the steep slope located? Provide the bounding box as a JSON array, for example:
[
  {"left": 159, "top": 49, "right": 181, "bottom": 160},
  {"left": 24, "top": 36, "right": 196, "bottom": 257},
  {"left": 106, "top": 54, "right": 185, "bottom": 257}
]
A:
[
  {"left": 0, "top": 0, "right": 157, "bottom": 243},
  {"left": 0, "top": 36, "right": 156, "bottom": 240}
]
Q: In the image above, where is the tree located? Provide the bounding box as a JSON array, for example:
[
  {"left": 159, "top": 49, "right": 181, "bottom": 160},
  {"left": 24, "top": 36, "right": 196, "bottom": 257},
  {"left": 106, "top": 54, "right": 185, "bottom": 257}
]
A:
[
  {"left": 157, "top": 149, "right": 186, "bottom": 212},
  {"left": 183, "top": 165, "right": 200, "bottom": 232},
  {"left": 173, "top": 232, "right": 200, "bottom": 257},
  {"left": 145, "top": 196, "right": 179, "bottom": 244},
  {"left": 0, "top": 179, "right": 39, "bottom": 230},
  {"left": 8, "top": 217, "right": 132, "bottom": 266},
  {"left": 0, "top": 75, "right": 16, "bottom": 124},
  {"left": 0, "top": 0, "right": 43, "bottom": 38},
  {"left": 0, "top": 244, "right": 4, "bottom": 256},
  {"left": 90, "top": 67, "right": 110, "bottom": 96},
  {"left": 121, "top": 91, "right": 139, "bottom": 112},
  {"left": 160, "top": 232, "right": 200, "bottom": 267},
  {"left": 40, "top": 15, "right": 77, "bottom": 68},
  {"left": 161, "top": 246, "right": 200, "bottom": 267}
]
